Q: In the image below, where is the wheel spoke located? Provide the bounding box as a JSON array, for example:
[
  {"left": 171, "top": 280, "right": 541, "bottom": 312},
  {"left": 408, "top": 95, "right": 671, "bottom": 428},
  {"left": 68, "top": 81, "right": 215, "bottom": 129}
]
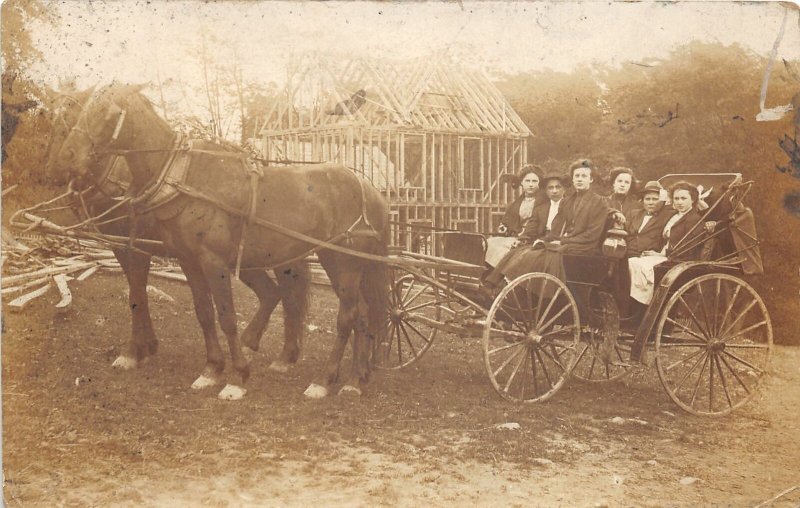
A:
[
  {"left": 664, "top": 347, "right": 705, "bottom": 372},
  {"left": 539, "top": 303, "right": 572, "bottom": 334},
  {"left": 678, "top": 296, "right": 712, "bottom": 340},
  {"left": 402, "top": 319, "right": 432, "bottom": 347},
  {"left": 673, "top": 350, "right": 707, "bottom": 392},
  {"left": 540, "top": 324, "right": 576, "bottom": 338},
  {"left": 721, "top": 350, "right": 764, "bottom": 375},
  {"left": 536, "top": 287, "right": 563, "bottom": 330},
  {"left": 509, "top": 286, "right": 530, "bottom": 332},
  {"left": 696, "top": 282, "right": 714, "bottom": 341},
  {"left": 493, "top": 306, "right": 529, "bottom": 335},
  {"left": 709, "top": 350, "right": 715, "bottom": 411},
  {"left": 718, "top": 352, "right": 752, "bottom": 394},
  {"left": 533, "top": 278, "right": 546, "bottom": 327},
  {"left": 716, "top": 284, "right": 742, "bottom": 339},
  {"left": 395, "top": 321, "right": 403, "bottom": 364},
  {"left": 403, "top": 299, "right": 440, "bottom": 313},
  {"left": 539, "top": 344, "right": 569, "bottom": 373},
  {"left": 531, "top": 344, "right": 539, "bottom": 395},
  {"left": 397, "top": 321, "right": 419, "bottom": 358},
  {"left": 713, "top": 354, "right": 733, "bottom": 409},
  {"left": 723, "top": 343, "right": 770, "bottom": 349},
  {"left": 721, "top": 320, "right": 768, "bottom": 343},
  {"left": 659, "top": 340, "right": 709, "bottom": 348},
  {"left": 403, "top": 283, "right": 428, "bottom": 307},
  {"left": 503, "top": 346, "right": 528, "bottom": 393},
  {"left": 690, "top": 354, "right": 711, "bottom": 406},
  {"left": 534, "top": 348, "right": 554, "bottom": 389},
  {"left": 493, "top": 343, "right": 526, "bottom": 378},
  {"left": 665, "top": 317, "right": 708, "bottom": 343},
  {"left": 718, "top": 299, "right": 758, "bottom": 340},
  {"left": 488, "top": 340, "right": 526, "bottom": 356},
  {"left": 713, "top": 278, "right": 721, "bottom": 336}
]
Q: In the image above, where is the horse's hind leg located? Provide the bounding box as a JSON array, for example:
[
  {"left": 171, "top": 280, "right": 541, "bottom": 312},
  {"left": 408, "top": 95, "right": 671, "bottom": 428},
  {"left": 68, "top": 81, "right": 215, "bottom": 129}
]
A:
[
  {"left": 272, "top": 262, "right": 311, "bottom": 372},
  {"left": 197, "top": 252, "right": 249, "bottom": 400},
  {"left": 238, "top": 270, "right": 281, "bottom": 356},
  {"left": 112, "top": 249, "right": 157, "bottom": 370},
  {"left": 179, "top": 256, "right": 226, "bottom": 390}
]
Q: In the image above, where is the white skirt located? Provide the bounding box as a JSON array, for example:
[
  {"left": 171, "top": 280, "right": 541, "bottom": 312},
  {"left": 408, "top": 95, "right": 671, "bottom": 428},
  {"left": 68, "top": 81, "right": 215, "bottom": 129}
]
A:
[
  {"left": 628, "top": 255, "right": 668, "bottom": 305},
  {"left": 485, "top": 237, "right": 517, "bottom": 267}
]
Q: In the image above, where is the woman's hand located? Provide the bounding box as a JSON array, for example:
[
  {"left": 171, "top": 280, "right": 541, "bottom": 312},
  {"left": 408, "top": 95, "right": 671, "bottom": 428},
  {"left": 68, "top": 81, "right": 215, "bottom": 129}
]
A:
[
  {"left": 704, "top": 221, "right": 717, "bottom": 233},
  {"left": 498, "top": 224, "right": 508, "bottom": 235},
  {"left": 642, "top": 250, "right": 659, "bottom": 256},
  {"left": 510, "top": 238, "right": 522, "bottom": 248}
]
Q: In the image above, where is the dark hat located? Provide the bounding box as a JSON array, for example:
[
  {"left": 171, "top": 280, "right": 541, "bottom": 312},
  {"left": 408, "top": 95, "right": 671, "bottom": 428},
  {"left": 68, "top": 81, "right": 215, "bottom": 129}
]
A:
[
  {"left": 609, "top": 166, "right": 635, "bottom": 183},
  {"left": 568, "top": 158, "right": 594, "bottom": 175},
  {"left": 641, "top": 180, "right": 663, "bottom": 195},
  {"left": 541, "top": 170, "right": 571, "bottom": 185}
]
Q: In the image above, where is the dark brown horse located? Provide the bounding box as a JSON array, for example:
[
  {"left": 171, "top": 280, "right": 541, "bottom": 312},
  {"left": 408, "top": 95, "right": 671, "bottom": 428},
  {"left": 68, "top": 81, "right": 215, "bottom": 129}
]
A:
[
  {"left": 43, "top": 88, "right": 311, "bottom": 379},
  {"left": 47, "top": 83, "right": 390, "bottom": 400}
]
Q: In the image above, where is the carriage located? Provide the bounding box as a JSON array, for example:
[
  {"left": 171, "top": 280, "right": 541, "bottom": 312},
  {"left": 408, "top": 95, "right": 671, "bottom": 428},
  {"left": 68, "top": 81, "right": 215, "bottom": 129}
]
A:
[
  {"left": 30, "top": 84, "right": 771, "bottom": 412},
  {"left": 378, "top": 172, "right": 772, "bottom": 416}
]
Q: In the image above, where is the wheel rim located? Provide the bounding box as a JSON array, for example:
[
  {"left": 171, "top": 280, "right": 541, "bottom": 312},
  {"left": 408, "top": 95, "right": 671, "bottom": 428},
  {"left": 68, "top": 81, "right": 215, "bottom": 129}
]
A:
[
  {"left": 483, "top": 273, "right": 581, "bottom": 403},
  {"left": 655, "top": 274, "right": 772, "bottom": 416},
  {"left": 375, "top": 270, "right": 440, "bottom": 370}
]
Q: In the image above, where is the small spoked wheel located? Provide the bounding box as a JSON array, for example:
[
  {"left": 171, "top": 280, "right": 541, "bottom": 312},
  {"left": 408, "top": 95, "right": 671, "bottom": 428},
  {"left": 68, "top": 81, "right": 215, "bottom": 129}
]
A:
[
  {"left": 655, "top": 274, "right": 772, "bottom": 416},
  {"left": 375, "top": 267, "right": 441, "bottom": 370},
  {"left": 572, "top": 290, "right": 631, "bottom": 383},
  {"left": 483, "top": 273, "right": 581, "bottom": 403}
]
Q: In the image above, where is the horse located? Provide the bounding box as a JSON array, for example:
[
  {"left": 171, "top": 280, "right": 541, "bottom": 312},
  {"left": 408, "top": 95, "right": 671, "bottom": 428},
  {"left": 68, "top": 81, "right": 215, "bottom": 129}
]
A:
[
  {"left": 42, "top": 87, "right": 311, "bottom": 378},
  {"left": 47, "top": 83, "right": 390, "bottom": 400}
]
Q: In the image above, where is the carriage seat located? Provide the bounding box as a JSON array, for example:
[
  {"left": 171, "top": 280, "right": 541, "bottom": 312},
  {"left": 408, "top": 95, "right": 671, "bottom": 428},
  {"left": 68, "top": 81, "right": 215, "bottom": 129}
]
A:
[{"left": 441, "top": 231, "right": 487, "bottom": 267}]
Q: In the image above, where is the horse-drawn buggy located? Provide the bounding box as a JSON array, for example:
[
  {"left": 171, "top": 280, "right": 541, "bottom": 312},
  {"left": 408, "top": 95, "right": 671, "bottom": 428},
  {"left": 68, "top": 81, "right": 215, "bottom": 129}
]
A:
[
  {"left": 379, "top": 172, "right": 772, "bottom": 416},
  {"left": 21, "top": 83, "right": 771, "bottom": 415}
]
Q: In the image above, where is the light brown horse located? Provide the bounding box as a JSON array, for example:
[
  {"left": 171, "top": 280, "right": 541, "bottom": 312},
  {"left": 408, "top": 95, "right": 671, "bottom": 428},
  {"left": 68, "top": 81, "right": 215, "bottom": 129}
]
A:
[
  {"left": 47, "top": 83, "right": 390, "bottom": 400},
  {"left": 42, "top": 88, "right": 312, "bottom": 375}
]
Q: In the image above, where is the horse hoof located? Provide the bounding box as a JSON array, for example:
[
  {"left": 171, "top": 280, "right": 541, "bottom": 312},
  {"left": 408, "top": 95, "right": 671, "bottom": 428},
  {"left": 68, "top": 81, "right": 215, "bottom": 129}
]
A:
[
  {"left": 268, "top": 360, "right": 290, "bottom": 373},
  {"left": 218, "top": 384, "right": 247, "bottom": 401},
  {"left": 303, "top": 383, "right": 328, "bottom": 399},
  {"left": 338, "top": 384, "right": 362, "bottom": 397},
  {"left": 111, "top": 356, "right": 137, "bottom": 370},
  {"left": 191, "top": 374, "right": 220, "bottom": 390}
]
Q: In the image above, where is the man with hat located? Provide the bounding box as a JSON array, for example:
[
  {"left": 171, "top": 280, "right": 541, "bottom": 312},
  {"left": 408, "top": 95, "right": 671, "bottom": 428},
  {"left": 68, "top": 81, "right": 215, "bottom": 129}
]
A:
[
  {"left": 625, "top": 180, "right": 675, "bottom": 256},
  {"left": 513, "top": 169, "right": 569, "bottom": 247}
]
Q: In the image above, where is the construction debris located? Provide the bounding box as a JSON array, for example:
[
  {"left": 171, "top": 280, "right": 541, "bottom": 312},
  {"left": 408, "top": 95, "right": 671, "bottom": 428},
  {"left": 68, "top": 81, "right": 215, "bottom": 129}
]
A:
[{"left": 1, "top": 230, "right": 183, "bottom": 311}]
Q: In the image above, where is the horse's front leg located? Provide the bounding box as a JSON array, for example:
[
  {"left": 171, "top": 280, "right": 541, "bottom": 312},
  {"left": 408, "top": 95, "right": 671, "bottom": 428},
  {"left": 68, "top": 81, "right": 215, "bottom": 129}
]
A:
[
  {"left": 270, "top": 262, "right": 311, "bottom": 372},
  {"left": 198, "top": 251, "right": 249, "bottom": 401},
  {"left": 179, "top": 256, "right": 226, "bottom": 390},
  {"left": 238, "top": 269, "right": 281, "bottom": 359},
  {"left": 111, "top": 248, "right": 156, "bottom": 370}
]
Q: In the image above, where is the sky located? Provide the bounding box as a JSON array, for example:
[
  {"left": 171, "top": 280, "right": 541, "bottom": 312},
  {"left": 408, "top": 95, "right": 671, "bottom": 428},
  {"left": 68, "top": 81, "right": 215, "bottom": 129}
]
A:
[{"left": 26, "top": 0, "right": 800, "bottom": 89}]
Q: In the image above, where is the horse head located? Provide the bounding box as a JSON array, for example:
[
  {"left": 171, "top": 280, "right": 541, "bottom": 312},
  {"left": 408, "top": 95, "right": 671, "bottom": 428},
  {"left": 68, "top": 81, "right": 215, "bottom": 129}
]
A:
[
  {"left": 47, "top": 82, "right": 146, "bottom": 186},
  {"left": 43, "top": 87, "right": 94, "bottom": 186}
]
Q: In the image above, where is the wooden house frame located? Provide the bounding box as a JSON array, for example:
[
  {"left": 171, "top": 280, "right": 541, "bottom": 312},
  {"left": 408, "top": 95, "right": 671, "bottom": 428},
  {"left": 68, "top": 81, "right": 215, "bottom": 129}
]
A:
[{"left": 260, "top": 53, "right": 532, "bottom": 254}]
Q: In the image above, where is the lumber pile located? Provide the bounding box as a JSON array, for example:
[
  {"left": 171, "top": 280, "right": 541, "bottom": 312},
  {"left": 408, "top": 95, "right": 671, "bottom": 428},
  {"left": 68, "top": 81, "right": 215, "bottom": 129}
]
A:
[{"left": 1, "top": 231, "right": 184, "bottom": 311}]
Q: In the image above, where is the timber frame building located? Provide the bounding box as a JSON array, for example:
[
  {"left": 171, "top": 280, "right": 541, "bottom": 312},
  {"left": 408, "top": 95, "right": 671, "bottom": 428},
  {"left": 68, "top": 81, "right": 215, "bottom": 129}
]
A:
[{"left": 260, "top": 53, "right": 532, "bottom": 254}]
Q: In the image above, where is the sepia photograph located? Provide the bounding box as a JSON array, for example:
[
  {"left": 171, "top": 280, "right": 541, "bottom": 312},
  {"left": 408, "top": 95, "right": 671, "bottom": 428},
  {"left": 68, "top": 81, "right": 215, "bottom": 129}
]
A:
[{"left": 2, "top": 0, "right": 799, "bottom": 505}]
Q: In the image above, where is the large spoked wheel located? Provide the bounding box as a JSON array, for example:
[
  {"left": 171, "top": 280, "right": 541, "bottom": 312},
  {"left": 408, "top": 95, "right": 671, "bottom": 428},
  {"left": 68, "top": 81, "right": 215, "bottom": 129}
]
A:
[
  {"left": 572, "top": 290, "right": 631, "bottom": 383},
  {"left": 483, "top": 273, "right": 581, "bottom": 403},
  {"left": 375, "top": 267, "right": 441, "bottom": 370},
  {"left": 655, "top": 274, "right": 772, "bottom": 416}
]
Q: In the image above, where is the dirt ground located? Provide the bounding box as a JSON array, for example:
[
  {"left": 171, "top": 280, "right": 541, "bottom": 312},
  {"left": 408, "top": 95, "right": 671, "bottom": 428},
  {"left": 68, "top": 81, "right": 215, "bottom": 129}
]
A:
[{"left": 2, "top": 272, "right": 799, "bottom": 507}]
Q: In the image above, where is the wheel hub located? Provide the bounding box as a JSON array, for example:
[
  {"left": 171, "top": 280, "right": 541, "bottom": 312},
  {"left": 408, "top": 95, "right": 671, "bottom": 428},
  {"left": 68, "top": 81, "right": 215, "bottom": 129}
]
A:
[
  {"left": 391, "top": 308, "right": 406, "bottom": 321},
  {"left": 526, "top": 331, "right": 543, "bottom": 344},
  {"left": 709, "top": 340, "right": 725, "bottom": 353}
]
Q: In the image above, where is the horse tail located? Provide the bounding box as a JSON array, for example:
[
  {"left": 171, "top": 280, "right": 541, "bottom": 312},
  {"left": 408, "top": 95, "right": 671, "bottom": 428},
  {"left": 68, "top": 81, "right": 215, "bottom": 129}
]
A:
[
  {"left": 360, "top": 199, "right": 391, "bottom": 377},
  {"left": 280, "top": 261, "right": 311, "bottom": 354}
]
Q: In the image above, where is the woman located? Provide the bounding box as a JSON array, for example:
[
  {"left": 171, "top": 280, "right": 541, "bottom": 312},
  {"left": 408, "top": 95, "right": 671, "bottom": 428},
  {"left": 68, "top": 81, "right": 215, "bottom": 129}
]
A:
[
  {"left": 484, "top": 165, "right": 542, "bottom": 267},
  {"left": 607, "top": 166, "right": 642, "bottom": 221},
  {"left": 628, "top": 181, "right": 715, "bottom": 305}
]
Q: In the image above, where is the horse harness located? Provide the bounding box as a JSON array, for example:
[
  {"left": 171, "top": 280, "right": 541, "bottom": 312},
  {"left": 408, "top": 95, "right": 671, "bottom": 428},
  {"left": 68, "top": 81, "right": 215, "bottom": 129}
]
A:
[{"left": 123, "top": 138, "right": 381, "bottom": 278}]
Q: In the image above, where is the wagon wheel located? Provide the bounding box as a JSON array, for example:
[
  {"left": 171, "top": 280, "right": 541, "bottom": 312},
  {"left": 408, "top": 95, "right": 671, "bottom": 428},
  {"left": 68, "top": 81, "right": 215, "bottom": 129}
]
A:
[
  {"left": 571, "top": 290, "right": 631, "bottom": 383},
  {"left": 483, "top": 273, "right": 581, "bottom": 403},
  {"left": 375, "top": 266, "right": 441, "bottom": 370},
  {"left": 655, "top": 274, "right": 772, "bottom": 416}
]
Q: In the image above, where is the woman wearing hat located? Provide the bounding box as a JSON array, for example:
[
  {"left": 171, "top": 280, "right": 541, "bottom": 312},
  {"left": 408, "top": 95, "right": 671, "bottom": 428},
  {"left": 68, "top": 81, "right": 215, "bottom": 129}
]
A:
[
  {"left": 484, "top": 164, "right": 543, "bottom": 267},
  {"left": 607, "top": 166, "right": 642, "bottom": 222},
  {"left": 627, "top": 181, "right": 716, "bottom": 305},
  {"left": 514, "top": 169, "right": 569, "bottom": 246},
  {"left": 625, "top": 180, "right": 675, "bottom": 257}
]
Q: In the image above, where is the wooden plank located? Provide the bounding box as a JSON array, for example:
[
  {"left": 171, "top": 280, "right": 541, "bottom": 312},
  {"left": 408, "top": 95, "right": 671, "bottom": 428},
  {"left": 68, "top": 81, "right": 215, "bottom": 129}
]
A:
[
  {"left": 7, "top": 283, "right": 50, "bottom": 310},
  {"left": 151, "top": 271, "right": 188, "bottom": 282},
  {"left": 2, "top": 262, "right": 96, "bottom": 285},
  {"left": 1, "top": 276, "right": 49, "bottom": 295},
  {"left": 76, "top": 265, "right": 100, "bottom": 281},
  {"left": 53, "top": 274, "right": 73, "bottom": 309}
]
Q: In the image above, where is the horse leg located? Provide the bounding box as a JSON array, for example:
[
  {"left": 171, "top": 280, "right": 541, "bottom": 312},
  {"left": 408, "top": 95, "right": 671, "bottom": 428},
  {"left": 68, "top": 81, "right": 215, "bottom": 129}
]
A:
[
  {"left": 271, "top": 262, "right": 311, "bottom": 372},
  {"left": 303, "top": 253, "right": 351, "bottom": 399},
  {"left": 197, "top": 252, "right": 249, "bottom": 401},
  {"left": 111, "top": 249, "right": 157, "bottom": 370},
  {"left": 179, "top": 256, "right": 226, "bottom": 390},
  {"left": 238, "top": 270, "right": 281, "bottom": 357}
]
